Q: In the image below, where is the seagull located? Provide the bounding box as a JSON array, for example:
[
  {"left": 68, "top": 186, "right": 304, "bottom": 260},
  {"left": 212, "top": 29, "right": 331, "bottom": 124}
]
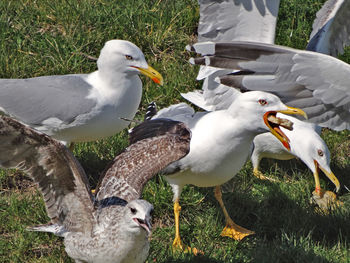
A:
[
  {"left": 150, "top": 91, "right": 306, "bottom": 250},
  {"left": 251, "top": 113, "right": 341, "bottom": 209},
  {"left": 184, "top": 0, "right": 349, "bottom": 208},
  {"left": 188, "top": 0, "right": 350, "bottom": 129},
  {"left": 0, "top": 39, "right": 163, "bottom": 146},
  {"left": 0, "top": 115, "right": 190, "bottom": 263}
]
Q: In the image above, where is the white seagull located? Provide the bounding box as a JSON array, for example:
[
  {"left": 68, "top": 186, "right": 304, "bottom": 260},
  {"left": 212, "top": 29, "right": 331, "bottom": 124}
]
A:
[
  {"left": 251, "top": 113, "right": 341, "bottom": 209},
  {"left": 184, "top": 0, "right": 350, "bottom": 207},
  {"left": 0, "top": 40, "right": 163, "bottom": 145},
  {"left": 150, "top": 91, "right": 306, "bottom": 250},
  {"left": 0, "top": 116, "right": 190, "bottom": 263}
]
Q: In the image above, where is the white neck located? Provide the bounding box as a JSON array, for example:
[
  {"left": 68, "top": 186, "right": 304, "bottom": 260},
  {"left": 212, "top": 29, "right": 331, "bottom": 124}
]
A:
[{"left": 86, "top": 70, "right": 141, "bottom": 106}]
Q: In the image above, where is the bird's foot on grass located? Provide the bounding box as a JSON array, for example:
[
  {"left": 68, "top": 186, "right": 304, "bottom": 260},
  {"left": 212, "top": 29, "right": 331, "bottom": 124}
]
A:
[
  {"left": 172, "top": 237, "right": 201, "bottom": 255},
  {"left": 220, "top": 222, "right": 255, "bottom": 241},
  {"left": 311, "top": 190, "right": 343, "bottom": 211},
  {"left": 253, "top": 169, "right": 278, "bottom": 182}
]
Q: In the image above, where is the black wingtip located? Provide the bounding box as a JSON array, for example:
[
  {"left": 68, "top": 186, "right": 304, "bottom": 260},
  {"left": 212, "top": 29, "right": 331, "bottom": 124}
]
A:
[{"left": 129, "top": 118, "right": 191, "bottom": 145}]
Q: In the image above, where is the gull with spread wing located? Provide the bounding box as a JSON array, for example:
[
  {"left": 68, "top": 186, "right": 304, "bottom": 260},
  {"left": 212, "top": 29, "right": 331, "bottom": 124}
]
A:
[
  {"left": 0, "top": 116, "right": 190, "bottom": 263},
  {"left": 184, "top": 0, "right": 350, "bottom": 208}
]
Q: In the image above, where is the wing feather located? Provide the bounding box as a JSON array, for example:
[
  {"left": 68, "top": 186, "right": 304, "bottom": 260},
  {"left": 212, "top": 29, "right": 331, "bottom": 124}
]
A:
[
  {"left": 189, "top": 41, "right": 350, "bottom": 130},
  {"left": 307, "top": 0, "right": 350, "bottom": 56},
  {"left": 198, "top": 0, "right": 280, "bottom": 44},
  {"left": 0, "top": 116, "right": 95, "bottom": 234},
  {"left": 0, "top": 75, "right": 96, "bottom": 126},
  {"left": 95, "top": 120, "right": 191, "bottom": 202}
]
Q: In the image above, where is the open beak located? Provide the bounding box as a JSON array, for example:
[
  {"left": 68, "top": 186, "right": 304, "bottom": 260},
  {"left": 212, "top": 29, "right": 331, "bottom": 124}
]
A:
[
  {"left": 133, "top": 217, "right": 152, "bottom": 235},
  {"left": 314, "top": 160, "right": 340, "bottom": 193},
  {"left": 133, "top": 65, "right": 164, "bottom": 85},
  {"left": 263, "top": 106, "right": 307, "bottom": 151}
]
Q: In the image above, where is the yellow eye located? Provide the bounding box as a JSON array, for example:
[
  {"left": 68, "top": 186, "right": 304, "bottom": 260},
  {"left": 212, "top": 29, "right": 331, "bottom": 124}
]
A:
[
  {"left": 125, "top": 55, "right": 133, "bottom": 60},
  {"left": 317, "top": 149, "right": 324, "bottom": 157},
  {"left": 258, "top": 99, "right": 267, "bottom": 105}
]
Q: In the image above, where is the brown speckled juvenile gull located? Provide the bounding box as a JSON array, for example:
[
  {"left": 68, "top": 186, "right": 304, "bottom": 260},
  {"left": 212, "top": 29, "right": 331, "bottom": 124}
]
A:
[{"left": 0, "top": 116, "right": 190, "bottom": 263}]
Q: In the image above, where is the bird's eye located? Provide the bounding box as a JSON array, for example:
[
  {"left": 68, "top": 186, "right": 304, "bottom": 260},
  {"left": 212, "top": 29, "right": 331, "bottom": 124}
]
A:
[
  {"left": 258, "top": 99, "right": 267, "bottom": 105},
  {"left": 125, "top": 55, "right": 133, "bottom": 60},
  {"left": 317, "top": 149, "right": 324, "bottom": 157},
  {"left": 130, "top": 208, "right": 137, "bottom": 214}
]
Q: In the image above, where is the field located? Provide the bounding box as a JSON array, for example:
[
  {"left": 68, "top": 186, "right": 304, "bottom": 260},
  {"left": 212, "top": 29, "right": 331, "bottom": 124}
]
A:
[{"left": 0, "top": 0, "right": 349, "bottom": 262}]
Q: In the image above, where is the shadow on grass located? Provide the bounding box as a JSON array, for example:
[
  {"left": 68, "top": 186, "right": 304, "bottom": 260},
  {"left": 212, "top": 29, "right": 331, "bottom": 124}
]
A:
[{"left": 194, "top": 179, "right": 349, "bottom": 263}]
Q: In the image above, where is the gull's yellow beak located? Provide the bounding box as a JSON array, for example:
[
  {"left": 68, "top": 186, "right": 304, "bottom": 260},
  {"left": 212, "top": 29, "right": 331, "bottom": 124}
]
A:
[
  {"left": 279, "top": 106, "right": 308, "bottom": 119},
  {"left": 263, "top": 106, "right": 307, "bottom": 151},
  {"left": 135, "top": 65, "right": 164, "bottom": 85},
  {"left": 314, "top": 160, "right": 340, "bottom": 193}
]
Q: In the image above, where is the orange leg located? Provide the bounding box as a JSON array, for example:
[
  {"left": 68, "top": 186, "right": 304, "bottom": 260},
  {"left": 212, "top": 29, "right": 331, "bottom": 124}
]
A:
[
  {"left": 214, "top": 186, "right": 254, "bottom": 240},
  {"left": 171, "top": 199, "right": 199, "bottom": 255},
  {"left": 253, "top": 167, "right": 278, "bottom": 182}
]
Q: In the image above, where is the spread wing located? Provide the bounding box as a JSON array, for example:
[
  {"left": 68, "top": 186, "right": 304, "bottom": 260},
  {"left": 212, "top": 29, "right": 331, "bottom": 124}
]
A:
[
  {"left": 95, "top": 119, "right": 191, "bottom": 202},
  {"left": 190, "top": 0, "right": 280, "bottom": 111},
  {"left": 307, "top": 0, "right": 350, "bottom": 56},
  {"left": 0, "top": 116, "right": 96, "bottom": 234},
  {"left": 189, "top": 41, "right": 350, "bottom": 130},
  {"left": 198, "top": 0, "right": 280, "bottom": 43}
]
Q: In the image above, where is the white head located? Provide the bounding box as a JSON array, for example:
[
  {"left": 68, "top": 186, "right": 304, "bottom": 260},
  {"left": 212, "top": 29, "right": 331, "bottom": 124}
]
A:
[
  {"left": 228, "top": 91, "right": 307, "bottom": 150},
  {"left": 123, "top": 199, "right": 153, "bottom": 236},
  {"left": 97, "top": 40, "right": 163, "bottom": 84},
  {"left": 295, "top": 132, "right": 339, "bottom": 192}
]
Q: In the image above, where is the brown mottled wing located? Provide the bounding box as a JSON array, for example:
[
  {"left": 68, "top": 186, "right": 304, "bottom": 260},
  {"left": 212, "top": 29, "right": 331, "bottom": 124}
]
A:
[
  {"left": 129, "top": 118, "right": 186, "bottom": 145},
  {"left": 96, "top": 120, "right": 191, "bottom": 202},
  {"left": 0, "top": 116, "right": 95, "bottom": 234}
]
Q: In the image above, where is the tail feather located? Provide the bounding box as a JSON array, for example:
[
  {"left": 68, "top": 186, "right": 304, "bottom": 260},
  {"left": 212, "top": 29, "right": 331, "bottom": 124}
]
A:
[{"left": 144, "top": 101, "right": 157, "bottom": 121}]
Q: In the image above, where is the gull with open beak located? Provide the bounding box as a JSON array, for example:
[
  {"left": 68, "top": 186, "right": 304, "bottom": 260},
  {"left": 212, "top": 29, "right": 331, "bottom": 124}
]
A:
[
  {"left": 0, "top": 116, "right": 190, "bottom": 263},
  {"left": 150, "top": 90, "right": 306, "bottom": 251},
  {"left": 252, "top": 113, "right": 341, "bottom": 209},
  {"left": 183, "top": 0, "right": 350, "bottom": 211}
]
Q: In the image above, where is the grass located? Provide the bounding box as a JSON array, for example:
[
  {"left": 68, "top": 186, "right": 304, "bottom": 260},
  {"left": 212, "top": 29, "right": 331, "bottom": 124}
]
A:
[{"left": 0, "top": 0, "right": 349, "bottom": 262}]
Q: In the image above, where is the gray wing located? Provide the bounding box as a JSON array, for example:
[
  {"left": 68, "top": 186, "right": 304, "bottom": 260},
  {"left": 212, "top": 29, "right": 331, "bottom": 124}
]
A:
[
  {"left": 194, "top": 0, "right": 280, "bottom": 111},
  {"left": 182, "top": 68, "right": 241, "bottom": 111},
  {"left": 0, "top": 74, "right": 96, "bottom": 125},
  {"left": 153, "top": 102, "right": 208, "bottom": 129},
  {"left": 189, "top": 41, "right": 350, "bottom": 130},
  {"left": 198, "top": 0, "right": 280, "bottom": 43},
  {"left": 95, "top": 119, "right": 191, "bottom": 202},
  {"left": 307, "top": 0, "right": 350, "bottom": 56},
  {"left": 0, "top": 116, "right": 96, "bottom": 234}
]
